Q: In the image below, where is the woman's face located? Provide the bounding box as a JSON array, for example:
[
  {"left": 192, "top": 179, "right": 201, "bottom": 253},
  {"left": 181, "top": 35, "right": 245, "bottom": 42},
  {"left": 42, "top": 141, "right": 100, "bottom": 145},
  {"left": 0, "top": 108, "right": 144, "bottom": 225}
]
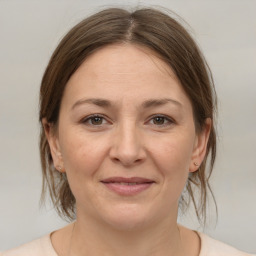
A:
[{"left": 47, "top": 44, "right": 210, "bottom": 230}]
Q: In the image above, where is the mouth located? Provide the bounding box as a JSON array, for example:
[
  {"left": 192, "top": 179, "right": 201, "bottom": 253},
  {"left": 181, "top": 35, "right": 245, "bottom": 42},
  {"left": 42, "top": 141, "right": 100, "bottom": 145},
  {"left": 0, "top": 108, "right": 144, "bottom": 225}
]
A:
[{"left": 100, "top": 177, "right": 155, "bottom": 196}]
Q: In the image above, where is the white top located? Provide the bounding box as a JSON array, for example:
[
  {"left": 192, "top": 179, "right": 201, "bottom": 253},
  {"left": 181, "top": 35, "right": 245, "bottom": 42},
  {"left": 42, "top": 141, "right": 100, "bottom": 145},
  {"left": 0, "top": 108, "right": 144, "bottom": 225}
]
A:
[{"left": 1, "top": 232, "right": 255, "bottom": 256}]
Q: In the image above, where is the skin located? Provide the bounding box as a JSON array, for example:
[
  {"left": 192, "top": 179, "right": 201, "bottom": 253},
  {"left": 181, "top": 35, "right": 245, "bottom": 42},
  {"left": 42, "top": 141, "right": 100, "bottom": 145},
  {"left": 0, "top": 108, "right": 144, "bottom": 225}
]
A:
[{"left": 44, "top": 44, "right": 211, "bottom": 256}]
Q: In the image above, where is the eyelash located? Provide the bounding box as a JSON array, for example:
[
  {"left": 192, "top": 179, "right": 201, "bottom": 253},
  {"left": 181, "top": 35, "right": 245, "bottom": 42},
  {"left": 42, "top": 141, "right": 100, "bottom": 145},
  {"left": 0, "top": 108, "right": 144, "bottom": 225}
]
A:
[
  {"left": 148, "top": 115, "right": 175, "bottom": 127},
  {"left": 81, "top": 114, "right": 107, "bottom": 127},
  {"left": 81, "top": 114, "right": 175, "bottom": 128}
]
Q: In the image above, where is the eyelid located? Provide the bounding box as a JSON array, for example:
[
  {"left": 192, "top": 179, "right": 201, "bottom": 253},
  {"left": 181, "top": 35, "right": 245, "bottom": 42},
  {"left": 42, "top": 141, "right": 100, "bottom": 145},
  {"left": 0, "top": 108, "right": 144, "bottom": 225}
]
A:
[
  {"left": 80, "top": 113, "right": 175, "bottom": 128},
  {"left": 81, "top": 114, "right": 110, "bottom": 126},
  {"left": 147, "top": 114, "right": 175, "bottom": 127}
]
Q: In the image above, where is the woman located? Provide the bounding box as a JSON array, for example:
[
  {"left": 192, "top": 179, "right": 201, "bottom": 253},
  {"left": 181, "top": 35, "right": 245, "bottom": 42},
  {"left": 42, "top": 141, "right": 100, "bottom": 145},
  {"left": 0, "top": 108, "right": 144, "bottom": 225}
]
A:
[{"left": 2, "top": 7, "right": 254, "bottom": 256}]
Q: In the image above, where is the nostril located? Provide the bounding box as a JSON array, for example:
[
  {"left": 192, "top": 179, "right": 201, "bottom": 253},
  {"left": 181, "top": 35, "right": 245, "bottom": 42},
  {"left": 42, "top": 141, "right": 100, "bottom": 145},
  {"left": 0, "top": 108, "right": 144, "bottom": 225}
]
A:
[
  {"left": 113, "top": 157, "right": 120, "bottom": 163},
  {"left": 109, "top": 144, "right": 146, "bottom": 166}
]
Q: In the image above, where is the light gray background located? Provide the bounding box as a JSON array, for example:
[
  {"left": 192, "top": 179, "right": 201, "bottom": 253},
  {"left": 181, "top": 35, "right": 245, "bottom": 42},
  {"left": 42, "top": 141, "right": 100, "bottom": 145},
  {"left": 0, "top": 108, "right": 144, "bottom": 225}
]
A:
[{"left": 0, "top": 0, "right": 255, "bottom": 253}]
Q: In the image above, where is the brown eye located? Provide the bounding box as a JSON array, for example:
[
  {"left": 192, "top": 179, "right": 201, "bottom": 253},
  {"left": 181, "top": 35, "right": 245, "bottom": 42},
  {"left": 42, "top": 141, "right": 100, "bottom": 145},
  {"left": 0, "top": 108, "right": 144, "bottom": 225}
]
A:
[
  {"left": 82, "top": 115, "right": 107, "bottom": 126},
  {"left": 149, "top": 115, "right": 174, "bottom": 127},
  {"left": 153, "top": 116, "right": 165, "bottom": 125},
  {"left": 90, "top": 116, "right": 103, "bottom": 125}
]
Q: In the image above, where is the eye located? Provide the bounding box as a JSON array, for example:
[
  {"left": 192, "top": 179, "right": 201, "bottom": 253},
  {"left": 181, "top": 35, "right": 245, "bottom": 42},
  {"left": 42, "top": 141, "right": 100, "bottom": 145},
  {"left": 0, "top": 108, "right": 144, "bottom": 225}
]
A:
[
  {"left": 149, "top": 115, "right": 174, "bottom": 127},
  {"left": 81, "top": 114, "right": 108, "bottom": 126}
]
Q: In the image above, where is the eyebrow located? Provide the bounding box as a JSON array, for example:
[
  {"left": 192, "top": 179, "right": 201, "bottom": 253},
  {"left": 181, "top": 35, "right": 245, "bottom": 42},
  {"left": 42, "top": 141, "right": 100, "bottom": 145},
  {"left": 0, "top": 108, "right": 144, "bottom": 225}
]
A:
[{"left": 71, "top": 98, "right": 182, "bottom": 110}]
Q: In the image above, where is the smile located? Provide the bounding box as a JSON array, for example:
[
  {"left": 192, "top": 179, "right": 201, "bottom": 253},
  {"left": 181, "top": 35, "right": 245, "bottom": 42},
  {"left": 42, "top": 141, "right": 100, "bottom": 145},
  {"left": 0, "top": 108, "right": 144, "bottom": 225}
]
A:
[{"left": 101, "top": 177, "right": 155, "bottom": 196}]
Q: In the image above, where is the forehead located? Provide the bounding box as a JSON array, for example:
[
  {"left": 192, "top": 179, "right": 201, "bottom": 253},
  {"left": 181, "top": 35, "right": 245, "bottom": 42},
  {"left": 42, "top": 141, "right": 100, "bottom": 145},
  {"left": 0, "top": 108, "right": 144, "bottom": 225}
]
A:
[
  {"left": 80, "top": 44, "right": 173, "bottom": 76},
  {"left": 62, "top": 44, "right": 191, "bottom": 109}
]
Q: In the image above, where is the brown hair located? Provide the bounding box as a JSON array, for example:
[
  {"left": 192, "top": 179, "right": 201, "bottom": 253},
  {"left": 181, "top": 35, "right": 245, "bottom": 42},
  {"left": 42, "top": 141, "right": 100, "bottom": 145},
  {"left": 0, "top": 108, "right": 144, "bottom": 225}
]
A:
[{"left": 39, "top": 7, "right": 217, "bottom": 223}]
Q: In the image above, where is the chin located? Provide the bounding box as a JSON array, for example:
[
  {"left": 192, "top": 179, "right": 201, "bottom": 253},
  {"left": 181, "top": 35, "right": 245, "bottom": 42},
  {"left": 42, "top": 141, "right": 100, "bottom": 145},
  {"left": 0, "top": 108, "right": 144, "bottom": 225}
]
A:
[{"left": 98, "top": 203, "right": 157, "bottom": 231}]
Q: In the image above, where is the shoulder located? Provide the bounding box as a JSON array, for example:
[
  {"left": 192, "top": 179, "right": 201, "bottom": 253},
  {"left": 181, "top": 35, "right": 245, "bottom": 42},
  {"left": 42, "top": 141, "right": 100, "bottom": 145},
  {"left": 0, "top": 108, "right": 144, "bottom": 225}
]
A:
[
  {"left": 1, "top": 234, "right": 57, "bottom": 256},
  {"left": 198, "top": 232, "right": 255, "bottom": 256}
]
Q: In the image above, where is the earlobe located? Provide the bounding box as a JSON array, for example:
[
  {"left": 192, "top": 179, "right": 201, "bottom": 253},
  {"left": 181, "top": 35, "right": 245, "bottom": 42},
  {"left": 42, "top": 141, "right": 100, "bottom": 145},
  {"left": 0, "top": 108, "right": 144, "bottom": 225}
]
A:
[
  {"left": 42, "top": 118, "right": 64, "bottom": 173},
  {"left": 189, "top": 118, "right": 211, "bottom": 173}
]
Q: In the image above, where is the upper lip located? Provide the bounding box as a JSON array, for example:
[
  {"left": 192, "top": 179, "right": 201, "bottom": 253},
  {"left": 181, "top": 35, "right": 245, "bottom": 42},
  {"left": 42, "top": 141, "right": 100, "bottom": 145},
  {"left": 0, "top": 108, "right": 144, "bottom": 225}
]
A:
[{"left": 101, "top": 177, "right": 155, "bottom": 183}]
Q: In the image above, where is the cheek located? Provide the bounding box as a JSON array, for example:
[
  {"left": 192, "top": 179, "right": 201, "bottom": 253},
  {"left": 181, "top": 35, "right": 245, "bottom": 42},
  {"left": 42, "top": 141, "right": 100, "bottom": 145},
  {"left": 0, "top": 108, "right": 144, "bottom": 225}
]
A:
[
  {"left": 151, "top": 133, "right": 195, "bottom": 176},
  {"left": 59, "top": 129, "right": 108, "bottom": 179},
  {"left": 59, "top": 131, "right": 110, "bottom": 204}
]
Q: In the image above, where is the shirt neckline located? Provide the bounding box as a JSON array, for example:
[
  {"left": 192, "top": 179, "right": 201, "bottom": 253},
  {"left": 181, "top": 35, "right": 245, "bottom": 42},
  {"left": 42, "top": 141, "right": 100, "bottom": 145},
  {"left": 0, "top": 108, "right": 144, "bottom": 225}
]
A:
[{"left": 48, "top": 230, "right": 204, "bottom": 256}]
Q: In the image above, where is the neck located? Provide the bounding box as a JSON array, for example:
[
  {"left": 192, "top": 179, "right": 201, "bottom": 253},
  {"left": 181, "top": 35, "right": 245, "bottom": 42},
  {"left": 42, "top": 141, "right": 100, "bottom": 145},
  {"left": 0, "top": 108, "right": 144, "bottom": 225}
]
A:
[{"left": 69, "top": 215, "right": 184, "bottom": 256}]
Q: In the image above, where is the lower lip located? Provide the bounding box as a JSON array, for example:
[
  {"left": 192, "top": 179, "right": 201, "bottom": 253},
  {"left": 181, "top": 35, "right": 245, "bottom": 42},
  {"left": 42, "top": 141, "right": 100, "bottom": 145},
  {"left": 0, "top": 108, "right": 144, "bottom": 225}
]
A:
[{"left": 102, "top": 182, "right": 154, "bottom": 196}]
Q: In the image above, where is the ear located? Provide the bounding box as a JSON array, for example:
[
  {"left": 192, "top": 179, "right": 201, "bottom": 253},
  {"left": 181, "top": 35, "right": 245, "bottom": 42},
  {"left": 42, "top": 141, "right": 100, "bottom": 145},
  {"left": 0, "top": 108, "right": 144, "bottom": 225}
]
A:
[
  {"left": 42, "top": 118, "right": 65, "bottom": 173},
  {"left": 189, "top": 118, "right": 211, "bottom": 172}
]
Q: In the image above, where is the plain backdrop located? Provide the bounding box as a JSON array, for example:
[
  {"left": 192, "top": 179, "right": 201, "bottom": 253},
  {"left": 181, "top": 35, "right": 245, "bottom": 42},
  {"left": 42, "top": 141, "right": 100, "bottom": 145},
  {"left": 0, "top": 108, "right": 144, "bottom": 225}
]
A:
[{"left": 0, "top": 0, "right": 255, "bottom": 253}]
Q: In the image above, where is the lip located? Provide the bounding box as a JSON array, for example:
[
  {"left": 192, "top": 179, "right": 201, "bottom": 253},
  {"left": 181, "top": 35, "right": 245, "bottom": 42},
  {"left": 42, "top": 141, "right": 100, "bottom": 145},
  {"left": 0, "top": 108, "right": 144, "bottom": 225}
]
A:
[{"left": 101, "top": 176, "right": 155, "bottom": 196}]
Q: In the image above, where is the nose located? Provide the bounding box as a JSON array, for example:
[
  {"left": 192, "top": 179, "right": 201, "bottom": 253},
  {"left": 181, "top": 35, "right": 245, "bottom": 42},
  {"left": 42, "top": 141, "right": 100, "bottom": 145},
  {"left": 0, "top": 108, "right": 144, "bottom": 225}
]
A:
[{"left": 109, "top": 122, "right": 146, "bottom": 167}]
